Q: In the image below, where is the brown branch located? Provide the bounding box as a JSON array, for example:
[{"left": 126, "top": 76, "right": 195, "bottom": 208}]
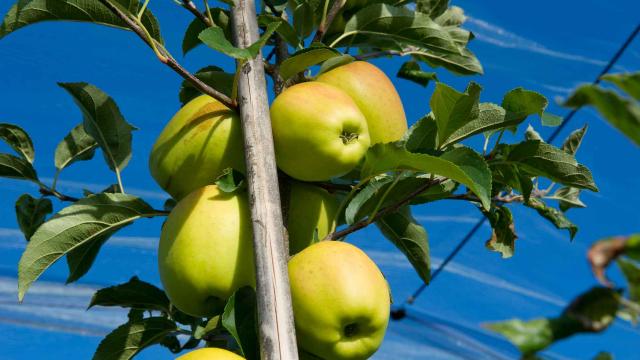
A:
[
  {"left": 181, "top": 0, "right": 212, "bottom": 27},
  {"left": 312, "top": 0, "right": 346, "bottom": 43},
  {"left": 325, "top": 178, "right": 445, "bottom": 240},
  {"left": 97, "top": 0, "right": 237, "bottom": 110},
  {"left": 39, "top": 187, "right": 79, "bottom": 202}
]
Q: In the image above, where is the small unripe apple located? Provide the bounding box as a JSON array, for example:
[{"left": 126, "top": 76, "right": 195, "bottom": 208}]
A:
[
  {"left": 317, "top": 61, "right": 408, "bottom": 144},
  {"left": 270, "top": 82, "right": 370, "bottom": 181},
  {"left": 289, "top": 241, "right": 391, "bottom": 360},
  {"left": 149, "top": 95, "right": 244, "bottom": 200},
  {"left": 158, "top": 185, "right": 254, "bottom": 317},
  {"left": 176, "top": 348, "right": 244, "bottom": 359},
  {"left": 287, "top": 182, "right": 339, "bottom": 255}
]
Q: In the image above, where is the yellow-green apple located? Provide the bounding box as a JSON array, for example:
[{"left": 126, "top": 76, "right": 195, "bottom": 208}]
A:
[
  {"left": 287, "top": 182, "right": 339, "bottom": 255},
  {"left": 176, "top": 348, "right": 244, "bottom": 360},
  {"left": 270, "top": 82, "right": 370, "bottom": 181},
  {"left": 149, "top": 95, "right": 244, "bottom": 200},
  {"left": 316, "top": 61, "right": 407, "bottom": 144},
  {"left": 158, "top": 185, "right": 254, "bottom": 317},
  {"left": 288, "top": 241, "right": 391, "bottom": 360}
]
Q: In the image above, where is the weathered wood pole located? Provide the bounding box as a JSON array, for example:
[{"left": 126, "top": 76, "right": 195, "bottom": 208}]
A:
[{"left": 230, "top": 1, "right": 299, "bottom": 359}]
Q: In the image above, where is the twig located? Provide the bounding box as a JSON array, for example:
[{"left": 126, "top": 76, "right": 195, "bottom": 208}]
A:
[
  {"left": 312, "top": 0, "right": 346, "bottom": 43},
  {"left": 325, "top": 178, "right": 445, "bottom": 240},
  {"left": 354, "top": 47, "right": 419, "bottom": 60},
  {"left": 97, "top": 0, "right": 237, "bottom": 109},
  {"left": 39, "top": 187, "right": 79, "bottom": 202},
  {"left": 181, "top": 0, "right": 212, "bottom": 27}
]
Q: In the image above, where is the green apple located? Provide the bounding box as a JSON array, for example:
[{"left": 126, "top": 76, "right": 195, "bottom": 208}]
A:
[
  {"left": 149, "top": 95, "right": 245, "bottom": 200},
  {"left": 288, "top": 241, "right": 391, "bottom": 360},
  {"left": 270, "top": 81, "right": 370, "bottom": 181},
  {"left": 158, "top": 185, "right": 254, "bottom": 317},
  {"left": 316, "top": 61, "right": 408, "bottom": 144},
  {"left": 176, "top": 348, "right": 244, "bottom": 360},
  {"left": 287, "top": 182, "right": 339, "bottom": 255}
]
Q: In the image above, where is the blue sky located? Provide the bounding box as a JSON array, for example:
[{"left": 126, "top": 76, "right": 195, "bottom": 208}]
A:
[{"left": 1, "top": 0, "right": 639, "bottom": 359}]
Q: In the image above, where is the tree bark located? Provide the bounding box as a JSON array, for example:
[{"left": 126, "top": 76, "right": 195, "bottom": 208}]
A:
[{"left": 230, "top": 1, "right": 299, "bottom": 359}]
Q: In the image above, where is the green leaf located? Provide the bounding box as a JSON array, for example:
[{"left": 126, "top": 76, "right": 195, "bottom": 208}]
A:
[
  {"left": 593, "top": 352, "right": 614, "bottom": 360},
  {"left": 0, "top": 153, "right": 39, "bottom": 182},
  {"left": 0, "top": 123, "right": 35, "bottom": 163},
  {"left": 625, "top": 234, "right": 640, "bottom": 262},
  {"left": 0, "top": 0, "right": 163, "bottom": 44},
  {"left": 292, "top": 1, "right": 316, "bottom": 39},
  {"left": 362, "top": 143, "right": 492, "bottom": 210},
  {"left": 397, "top": 60, "right": 438, "bottom": 87},
  {"left": 546, "top": 186, "right": 585, "bottom": 212},
  {"left": 617, "top": 258, "right": 640, "bottom": 302},
  {"left": 561, "top": 125, "right": 588, "bottom": 156},
  {"left": 431, "top": 82, "right": 481, "bottom": 147},
  {"left": 441, "top": 103, "right": 519, "bottom": 148},
  {"left": 182, "top": 8, "right": 230, "bottom": 56},
  {"left": 215, "top": 167, "right": 245, "bottom": 193},
  {"left": 403, "top": 114, "right": 438, "bottom": 153},
  {"left": 280, "top": 46, "right": 342, "bottom": 80},
  {"left": 222, "top": 287, "right": 259, "bottom": 360},
  {"left": 434, "top": 5, "right": 465, "bottom": 26},
  {"left": 316, "top": 54, "right": 355, "bottom": 76},
  {"left": 345, "top": 175, "right": 394, "bottom": 225},
  {"left": 258, "top": 14, "right": 300, "bottom": 48},
  {"left": 93, "top": 317, "right": 177, "bottom": 360},
  {"left": 491, "top": 163, "right": 533, "bottom": 202},
  {"left": 199, "top": 21, "right": 280, "bottom": 60},
  {"left": 55, "top": 123, "right": 98, "bottom": 172},
  {"left": 339, "top": 4, "right": 482, "bottom": 75},
  {"left": 501, "top": 88, "right": 548, "bottom": 123},
  {"left": 487, "top": 287, "right": 620, "bottom": 356},
  {"left": 497, "top": 140, "right": 598, "bottom": 192},
  {"left": 58, "top": 82, "right": 135, "bottom": 173},
  {"left": 564, "top": 84, "right": 640, "bottom": 146},
  {"left": 18, "top": 193, "right": 161, "bottom": 301},
  {"left": 525, "top": 198, "right": 578, "bottom": 240},
  {"left": 377, "top": 206, "right": 430, "bottom": 284},
  {"left": 484, "top": 206, "right": 517, "bottom": 258},
  {"left": 15, "top": 194, "right": 52, "bottom": 240},
  {"left": 178, "top": 66, "right": 235, "bottom": 105},
  {"left": 159, "top": 335, "right": 182, "bottom": 354},
  {"left": 89, "top": 276, "right": 170, "bottom": 312},
  {"left": 602, "top": 72, "right": 640, "bottom": 100},
  {"left": 486, "top": 318, "right": 555, "bottom": 355},
  {"left": 541, "top": 112, "right": 563, "bottom": 127}
]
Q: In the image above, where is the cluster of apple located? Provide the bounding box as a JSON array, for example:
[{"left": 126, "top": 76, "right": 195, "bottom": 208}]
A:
[{"left": 149, "top": 61, "right": 408, "bottom": 360}]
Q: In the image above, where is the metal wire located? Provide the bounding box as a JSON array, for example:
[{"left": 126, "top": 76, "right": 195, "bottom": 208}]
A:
[{"left": 392, "top": 21, "right": 640, "bottom": 320}]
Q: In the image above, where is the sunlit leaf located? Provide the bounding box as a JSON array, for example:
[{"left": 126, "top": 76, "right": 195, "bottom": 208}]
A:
[{"left": 0, "top": 123, "right": 35, "bottom": 163}]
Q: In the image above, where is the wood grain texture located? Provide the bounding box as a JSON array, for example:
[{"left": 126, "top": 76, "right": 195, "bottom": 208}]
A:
[{"left": 230, "top": 1, "right": 299, "bottom": 359}]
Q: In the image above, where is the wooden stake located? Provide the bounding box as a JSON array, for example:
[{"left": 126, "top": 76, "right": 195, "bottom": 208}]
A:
[{"left": 230, "top": 1, "right": 299, "bottom": 359}]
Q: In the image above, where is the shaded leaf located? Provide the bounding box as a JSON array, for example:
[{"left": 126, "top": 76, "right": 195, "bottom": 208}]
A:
[
  {"left": 178, "top": 66, "right": 235, "bottom": 105},
  {"left": 486, "top": 318, "right": 555, "bottom": 356},
  {"left": 526, "top": 198, "right": 578, "bottom": 240},
  {"left": 617, "top": 258, "right": 640, "bottom": 302},
  {"left": 362, "top": 143, "right": 492, "bottom": 210},
  {"left": 484, "top": 206, "right": 517, "bottom": 258},
  {"left": 403, "top": 114, "right": 438, "bottom": 153},
  {"left": 89, "top": 276, "right": 170, "bottom": 312},
  {"left": 316, "top": 54, "right": 355, "bottom": 75},
  {"left": 58, "top": 82, "right": 135, "bottom": 172},
  {"left": 377, "top": 206, "right": 430, "bottom": 283},
  {"left": 547, "top": 186, "right": 585, "bottom": 212},
  {"left": 416, "top": 0, "right": 449, "bottom": 18},
  {"left": 397, "top": 60, "right": 438, "bottom": 87},
  {"left": 222, "top": 287, "right": 258, "bottom": 360},
  {"left": 18, "top": 193, "right": 161, "bottom": 301},
  {"left": 564, "top": 84, "right": 640, "bottom": 146},
  {"left": 434, "top": 5, "right": 465, "bottom": 26},
  {"left": 182, "top": 8, "right": 230, "bottom": 55},
  {"left": 0, "top": 0, "right": 163, "bottom": 43},
  {"left": 199, "top": 21, "right": 280, "bottom": 60},
  {"left": 280, "top": 46, "right": 341, "bottom": 80},
  {"left": 258, "top": 14, "right": 300, "bottom": 48},
  {"left": 15, "top": 194, "right": 52, "bottom": 240},
  {"left": 0, "top": 153, "right": 39, "bottom": 182},
  {"left": 93, "top": 317, "right": 177, "bottom": 360},
  {"left": 55, "top": 123, "right": 98, "bottom": 172},
  {"left": 0, "top": 123, "right": 35, "bottom": 163},
  {"left": 66, "top": 234, "right": 110, "bottom": 283}
]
